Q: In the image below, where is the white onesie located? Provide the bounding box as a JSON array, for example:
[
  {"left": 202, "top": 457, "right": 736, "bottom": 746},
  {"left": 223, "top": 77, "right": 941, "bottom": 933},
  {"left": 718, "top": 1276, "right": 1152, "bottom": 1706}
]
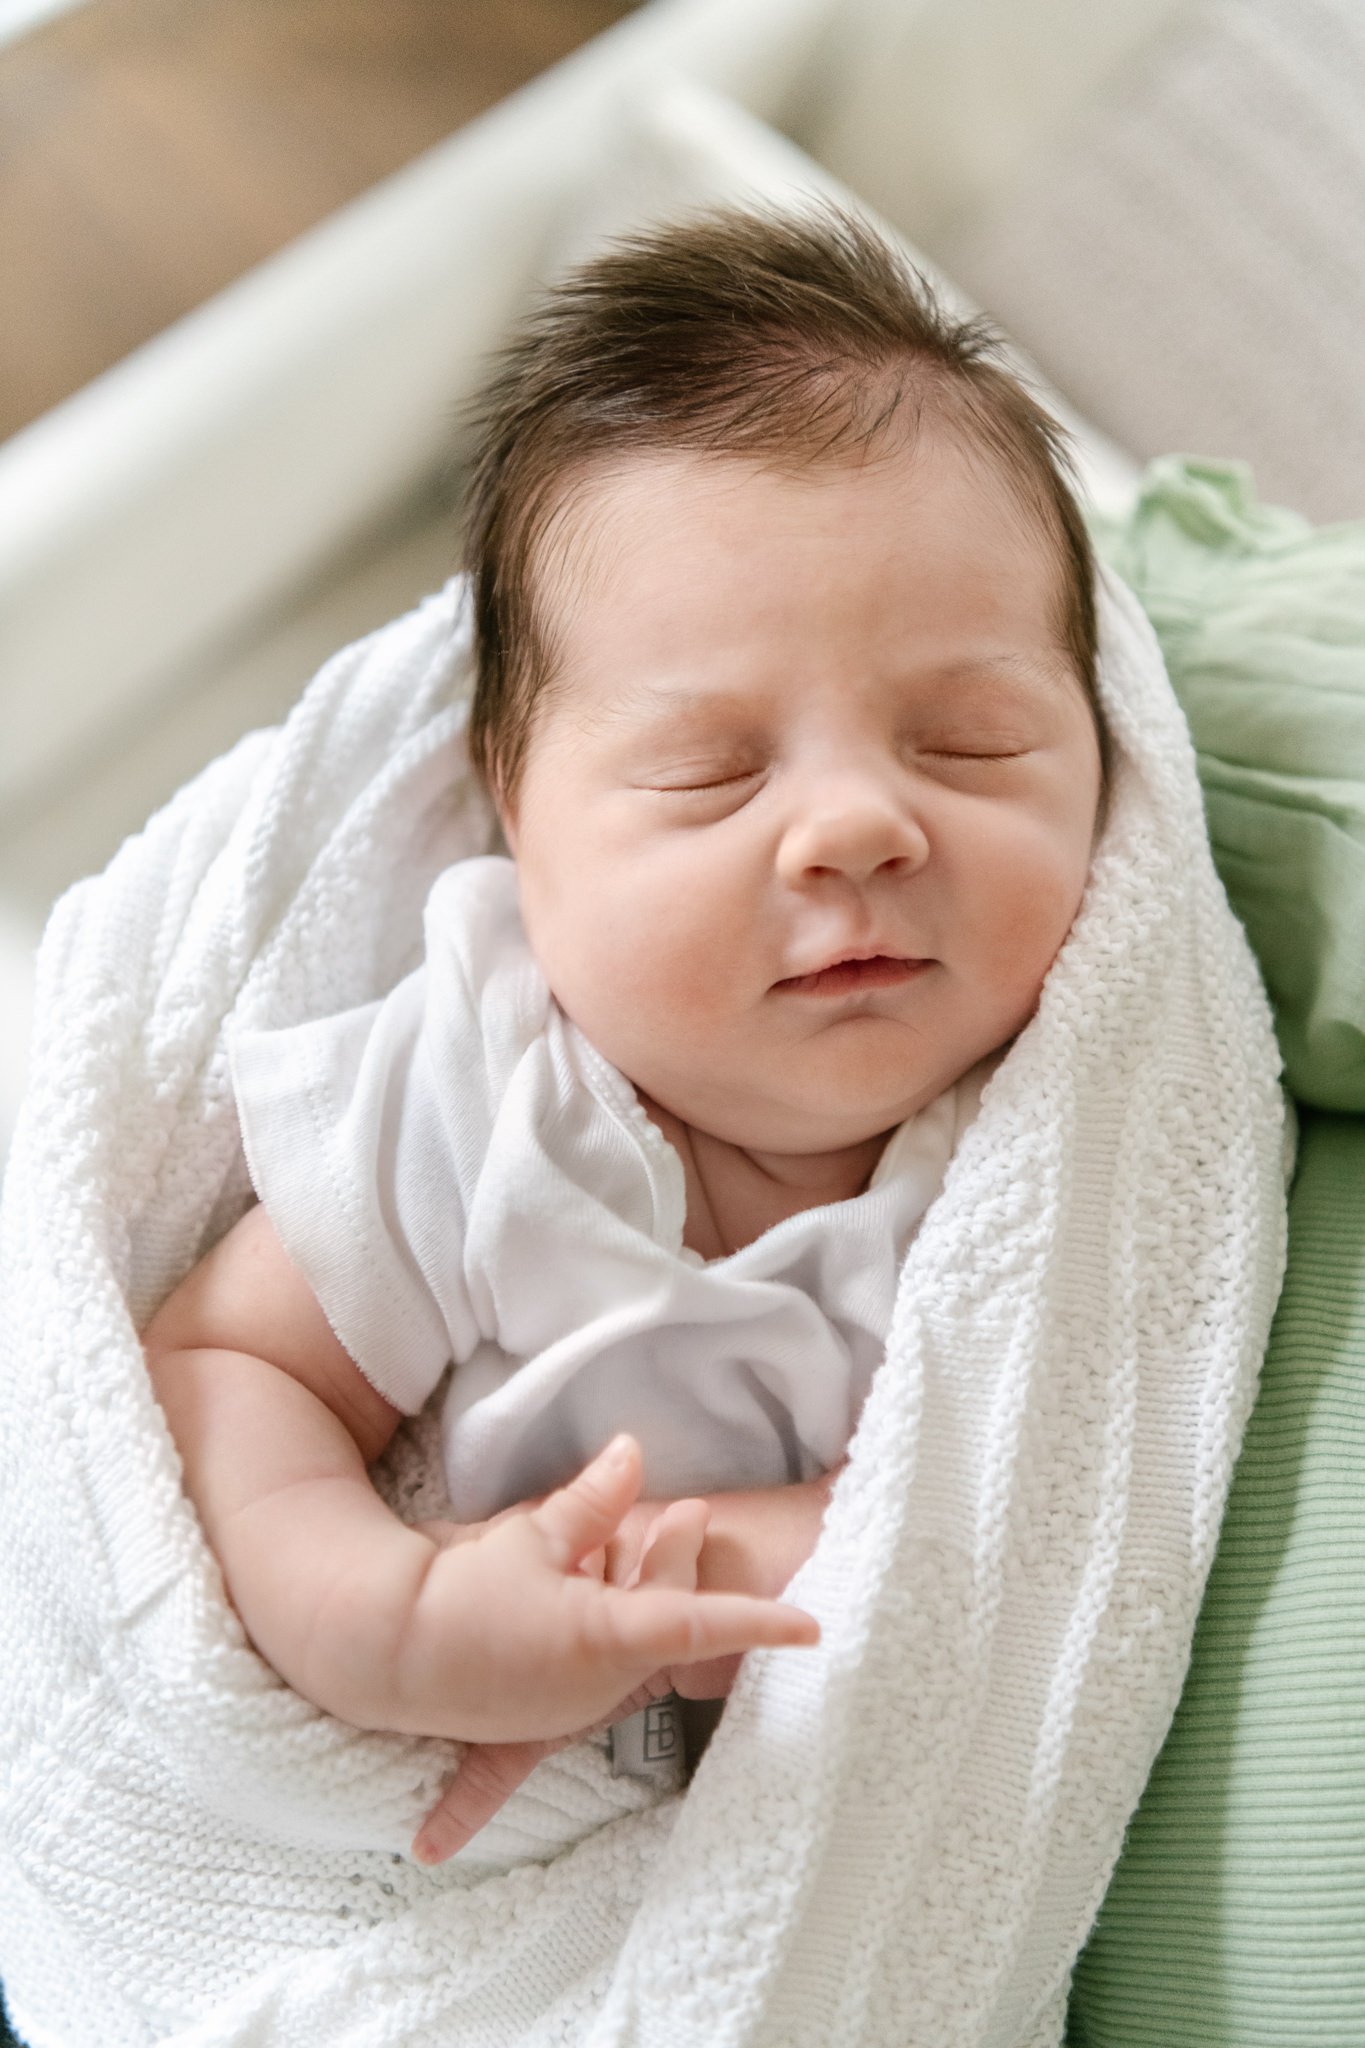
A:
[{"left": 230, "top": 856, "right": 995, "bottom": 1523}]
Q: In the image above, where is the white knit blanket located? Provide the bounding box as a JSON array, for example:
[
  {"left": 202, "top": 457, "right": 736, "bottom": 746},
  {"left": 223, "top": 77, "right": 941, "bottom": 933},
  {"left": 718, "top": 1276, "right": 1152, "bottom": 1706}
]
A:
[{"left": 0, "top": 566, "right": 1288, "bottom": 2048}]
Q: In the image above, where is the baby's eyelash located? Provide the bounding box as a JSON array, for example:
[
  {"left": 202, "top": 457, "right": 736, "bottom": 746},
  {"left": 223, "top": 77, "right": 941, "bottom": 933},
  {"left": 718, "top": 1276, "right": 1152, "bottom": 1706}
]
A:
[
  {"left": 922, "top": 745, "right": 1031, "bottom": 762},
  {"left": 650, "top": 768, "right": 763, "bottom": 793}
]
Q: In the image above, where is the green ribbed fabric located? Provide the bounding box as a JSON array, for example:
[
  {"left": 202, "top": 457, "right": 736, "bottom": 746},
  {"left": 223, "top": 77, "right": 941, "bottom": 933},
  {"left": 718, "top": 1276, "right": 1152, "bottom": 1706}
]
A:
[{"left": 1068, "top": 1112, "right": 1365, "bottom": 2045}]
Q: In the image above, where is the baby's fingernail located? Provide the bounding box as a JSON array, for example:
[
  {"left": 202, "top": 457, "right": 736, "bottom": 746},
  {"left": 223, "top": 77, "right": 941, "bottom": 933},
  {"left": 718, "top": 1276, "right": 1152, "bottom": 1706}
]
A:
[{"left": 603, "top": 1434, "right": 634, "bottom": 1469}]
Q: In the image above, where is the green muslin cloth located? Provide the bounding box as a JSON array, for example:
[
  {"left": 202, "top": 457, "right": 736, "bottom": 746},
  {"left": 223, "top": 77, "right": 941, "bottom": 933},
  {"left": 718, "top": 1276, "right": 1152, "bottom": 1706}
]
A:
[
  {"left": 1068, "top": 463, "right": 1365, "bottom": 2040},
  {"left": 1092, "top": 458, "right": 1365, "bottom": 1111}
]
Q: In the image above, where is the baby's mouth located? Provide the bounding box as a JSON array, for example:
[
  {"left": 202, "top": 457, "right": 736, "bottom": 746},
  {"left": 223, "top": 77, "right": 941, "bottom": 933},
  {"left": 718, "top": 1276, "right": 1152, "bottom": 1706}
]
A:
[{"left": 773, "top": 955, "right": 932, "bottom": 998}]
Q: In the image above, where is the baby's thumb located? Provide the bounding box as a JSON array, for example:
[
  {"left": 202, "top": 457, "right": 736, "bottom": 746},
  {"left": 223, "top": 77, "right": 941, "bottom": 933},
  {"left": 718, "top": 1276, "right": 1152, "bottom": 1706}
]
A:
[{"left": 530, "top": 1434, "right": 642, "bottom": 1571}]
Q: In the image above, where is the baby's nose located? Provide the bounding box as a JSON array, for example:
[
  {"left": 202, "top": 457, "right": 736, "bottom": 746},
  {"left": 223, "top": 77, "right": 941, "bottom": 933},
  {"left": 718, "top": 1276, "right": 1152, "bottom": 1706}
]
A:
[{"left": 776, "top": 777, "right": 929, "bottom": 886}]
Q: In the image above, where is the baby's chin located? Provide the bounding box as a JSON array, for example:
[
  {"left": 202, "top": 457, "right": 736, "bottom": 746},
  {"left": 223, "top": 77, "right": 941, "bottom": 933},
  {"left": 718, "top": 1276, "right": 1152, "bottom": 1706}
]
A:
[
  {"left": 586, "top": 1007, "right": 999, "bottom": 1158},
  {"left": 639, "top": 1067, "right": 952, "bottom": 1162},
  {"left": 733, "top": 1054, "right": 989, "bottom": 1156}
]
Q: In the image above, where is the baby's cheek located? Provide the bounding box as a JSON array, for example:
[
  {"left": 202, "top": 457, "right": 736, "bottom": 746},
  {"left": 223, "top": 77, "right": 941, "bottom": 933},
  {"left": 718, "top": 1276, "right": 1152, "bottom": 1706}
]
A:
[
  {"left": 632, "top": 888, "right": 750, "bottom": 1004},
  {"left": 571, "top": 893, "right": 739, "bottom": 1075},
  {"left": 981, "top": 850, "right": 1088, "bottom": 1005}
]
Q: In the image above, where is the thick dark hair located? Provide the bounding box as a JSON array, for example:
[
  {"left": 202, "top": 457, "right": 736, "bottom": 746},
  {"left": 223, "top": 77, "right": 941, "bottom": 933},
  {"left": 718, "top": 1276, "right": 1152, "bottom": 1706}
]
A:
[{"left": 461, "top": 203, "right": 1102, "bottom": 803}]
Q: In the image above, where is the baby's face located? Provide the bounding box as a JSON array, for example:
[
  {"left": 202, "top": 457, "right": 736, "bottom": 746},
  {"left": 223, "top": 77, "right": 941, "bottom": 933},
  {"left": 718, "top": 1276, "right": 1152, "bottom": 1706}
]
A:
[{"left": 502, "top": 437, "right": 1104, "bottom": 1156}]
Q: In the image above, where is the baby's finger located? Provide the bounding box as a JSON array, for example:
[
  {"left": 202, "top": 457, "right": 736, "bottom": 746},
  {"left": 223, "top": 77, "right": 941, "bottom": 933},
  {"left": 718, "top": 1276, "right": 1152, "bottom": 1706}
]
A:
[
  {"left": 594, "top": 1587, "right": 819, "bottom": 1676},
  {"left": 579, "top": 1671, "right": 676, "bottom": 1736},
  {"left": 631, "top": 1499, "right": 709, "bottom": 1590},
  {"left": 529, "top": 1434, "right": 643, "bottom": 1571},
  {"left": 414, "top": 1672, "right": 679, "bottom": 1862},
  {"left": 672, "top": 1651, "right": 742, "bottom": 1700},
  {"left": 412, "top": 1740, "right": 552, "bottom": 1866}
]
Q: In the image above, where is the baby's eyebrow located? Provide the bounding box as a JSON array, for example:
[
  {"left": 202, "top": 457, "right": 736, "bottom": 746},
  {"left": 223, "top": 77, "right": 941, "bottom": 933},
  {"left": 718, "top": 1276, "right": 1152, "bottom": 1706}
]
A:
[
  {"left": 910, "top": 652, "right": 1078, "bottom": 697},
  {"left": 590, "top": 652, "right": 1077, "bottom": 735},
  {"left": 590, "top": 682, "right": 759, "bottom": 733}
]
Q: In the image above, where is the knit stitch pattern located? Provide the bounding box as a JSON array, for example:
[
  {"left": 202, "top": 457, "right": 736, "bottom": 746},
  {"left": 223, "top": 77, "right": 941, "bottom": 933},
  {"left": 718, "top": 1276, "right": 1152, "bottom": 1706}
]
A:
[{"left": 0, "top": 569, "right": 1287, "bottom": 2046}]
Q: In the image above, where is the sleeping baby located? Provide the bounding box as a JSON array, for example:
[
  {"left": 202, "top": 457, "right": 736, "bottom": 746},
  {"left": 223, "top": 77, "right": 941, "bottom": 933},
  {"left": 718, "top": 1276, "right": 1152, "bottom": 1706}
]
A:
[{"left": 142, "top": 205, "right": 1106, "bottom": 1869}]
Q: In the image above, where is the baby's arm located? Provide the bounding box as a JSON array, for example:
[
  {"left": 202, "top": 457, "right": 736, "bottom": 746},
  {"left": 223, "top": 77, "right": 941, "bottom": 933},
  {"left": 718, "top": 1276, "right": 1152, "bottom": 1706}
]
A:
[{"left": 142, "top": 1203, "right": 818, "bottom": 1745}]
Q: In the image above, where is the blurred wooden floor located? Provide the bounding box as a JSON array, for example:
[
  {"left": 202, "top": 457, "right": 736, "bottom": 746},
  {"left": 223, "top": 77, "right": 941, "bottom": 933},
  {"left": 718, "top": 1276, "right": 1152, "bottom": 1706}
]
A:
[{"left": 0, "top": 0, "right": 639, "bottom": 441}]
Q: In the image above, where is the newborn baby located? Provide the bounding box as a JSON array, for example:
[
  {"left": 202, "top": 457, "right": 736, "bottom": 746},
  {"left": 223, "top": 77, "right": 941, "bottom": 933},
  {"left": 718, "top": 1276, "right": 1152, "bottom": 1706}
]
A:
[{"left": 143, "top": 206, "right": 1105, "bottom": 1869}]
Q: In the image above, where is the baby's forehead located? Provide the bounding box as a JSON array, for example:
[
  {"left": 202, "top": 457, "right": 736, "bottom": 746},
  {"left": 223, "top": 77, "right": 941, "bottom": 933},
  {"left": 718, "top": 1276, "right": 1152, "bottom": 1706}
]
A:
[
  {"left": 533, "top": 441, "right": 1074, "bottom": 676},
  {"left": 542, "top": 434, "right": 1065, "bottom": 574}
]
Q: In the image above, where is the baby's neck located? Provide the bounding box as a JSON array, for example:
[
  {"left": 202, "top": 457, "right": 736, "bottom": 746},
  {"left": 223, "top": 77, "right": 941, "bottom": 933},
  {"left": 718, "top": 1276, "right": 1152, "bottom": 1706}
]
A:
[{"left": 639, "top": 1095, "right": 892, "bottom": 1262}]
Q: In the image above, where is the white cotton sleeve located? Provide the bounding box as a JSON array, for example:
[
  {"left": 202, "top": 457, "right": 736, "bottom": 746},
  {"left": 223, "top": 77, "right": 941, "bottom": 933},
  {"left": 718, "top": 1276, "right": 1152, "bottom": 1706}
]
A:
[{"left": 229, "top": 967, "right": 483, "bottom": 1414}]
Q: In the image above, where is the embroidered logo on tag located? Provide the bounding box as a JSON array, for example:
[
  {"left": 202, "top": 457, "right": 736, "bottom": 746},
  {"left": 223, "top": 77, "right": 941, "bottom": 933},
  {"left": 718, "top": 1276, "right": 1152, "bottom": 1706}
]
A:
[{"left": 609, "top": 1696, "right": 684, "bottom": 1783}]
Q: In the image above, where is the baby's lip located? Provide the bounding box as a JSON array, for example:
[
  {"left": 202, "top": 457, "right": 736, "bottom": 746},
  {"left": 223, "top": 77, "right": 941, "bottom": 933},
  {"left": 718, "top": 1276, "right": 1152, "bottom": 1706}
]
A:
[{"left": 772, "top": 951, "right": 933, "bottom": 998}]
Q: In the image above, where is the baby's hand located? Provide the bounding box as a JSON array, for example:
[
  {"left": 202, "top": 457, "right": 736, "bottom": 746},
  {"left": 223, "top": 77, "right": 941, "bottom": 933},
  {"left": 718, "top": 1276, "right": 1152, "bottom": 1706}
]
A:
[
  {"left": 411, "top": 1495, "right": 709, "bottom": 1865},
  {"left": 388, "top": 1428, "right": 814, "bottom": 1750}
]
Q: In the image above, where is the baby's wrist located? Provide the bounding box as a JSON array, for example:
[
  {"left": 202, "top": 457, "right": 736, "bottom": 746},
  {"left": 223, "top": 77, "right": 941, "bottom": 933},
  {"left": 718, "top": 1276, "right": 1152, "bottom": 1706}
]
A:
[
  {"left": 222, "top": 1500, "right": 442, "bottom": 1735},
  {"left": 693, "top": 1470, "right": 837, "bottom": 1602}
]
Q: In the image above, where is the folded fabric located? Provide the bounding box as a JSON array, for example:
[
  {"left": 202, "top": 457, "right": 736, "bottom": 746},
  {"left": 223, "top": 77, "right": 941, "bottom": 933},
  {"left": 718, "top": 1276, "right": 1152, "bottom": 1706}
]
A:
[
  {"left": 1093, "top": 457, "right": 1365, "bottom": 1110},
  {"left": 0, "top": 567, "right": 1287, "bottom": 2047}
]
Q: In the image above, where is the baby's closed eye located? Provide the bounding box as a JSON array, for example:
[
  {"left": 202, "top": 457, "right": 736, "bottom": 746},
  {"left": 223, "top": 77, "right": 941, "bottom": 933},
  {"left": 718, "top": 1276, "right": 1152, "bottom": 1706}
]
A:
[
  {"left": 643, "top": 763, "right": 765, "bottom": 793},
  {"left": 916, "top": 739, "right": 1034, "bottom": 763}
]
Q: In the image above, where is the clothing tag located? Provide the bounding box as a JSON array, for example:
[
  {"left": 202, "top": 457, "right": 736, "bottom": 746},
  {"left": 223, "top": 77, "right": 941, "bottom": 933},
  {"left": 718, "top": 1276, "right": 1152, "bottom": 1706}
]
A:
[{"left": 609, "top": 1695, "right": 685, "bottom": 1787}]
